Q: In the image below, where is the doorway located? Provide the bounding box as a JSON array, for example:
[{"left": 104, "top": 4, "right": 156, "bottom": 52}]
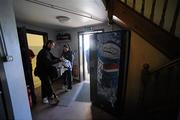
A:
[
  {"left": 79, "top": 30, "right": 103, "bottom": 82},
  {"left": 26, "top": 33, "right": 44, "bottom": 88},
  {"left": 25, "top": 30, "right": 47, "bottom": 104},
  {"left": 76, "top": 30, "right": 103, "bottom": 103},
  {"left": 17, "top": 27, "right": 48, "bottom": 106}
]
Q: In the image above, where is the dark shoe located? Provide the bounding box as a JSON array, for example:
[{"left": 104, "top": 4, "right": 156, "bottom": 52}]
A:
[
  {"left": 48, "top": 95, "right": 57, "bottom": 105},
  {"left": 65, "top": 89, "right": 70, "bottom": 92},
  {"left": 65, "top": 87, "right": 71, "bottom": 92},
  {"left": 67, "top": 86, "right": 72, "bottom": 89},
  {"left": 62, "top": 85, "right": 67, "bottom": 90},
  {"left": 49, "top": 98, "right": 59, "bottom": 105}
]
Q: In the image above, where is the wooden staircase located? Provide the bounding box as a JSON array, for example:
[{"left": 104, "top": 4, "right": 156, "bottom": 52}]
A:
[
  {"left": 139, "top": 58, "right": 180, "bottom": 120},
  {"left": 103, "top": 0, "right": 180, "bottom": 59}
]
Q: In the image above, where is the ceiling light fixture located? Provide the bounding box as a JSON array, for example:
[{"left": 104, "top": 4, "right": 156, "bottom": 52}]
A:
[{"left": 56, "top": 16, "right": 70, "bottom": 23}]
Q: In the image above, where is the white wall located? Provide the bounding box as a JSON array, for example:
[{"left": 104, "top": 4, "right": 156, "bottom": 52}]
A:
[
  {"left": 16, "top": 21, "right": 57, "bottom": 40},
  {"left": 0, "top": 0, "right": 32, "bottom": 119},
  {"left": 55, "top": 23, "right": 122, "bottom": 80}
]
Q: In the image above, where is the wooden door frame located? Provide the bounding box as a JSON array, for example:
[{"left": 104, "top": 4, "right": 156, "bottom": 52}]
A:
[
  {"left": 26, "top": 29, "right": 48, "bottom": 44},
  {"left": 18, "top": 28, "right": 48, "bottom": 105}
]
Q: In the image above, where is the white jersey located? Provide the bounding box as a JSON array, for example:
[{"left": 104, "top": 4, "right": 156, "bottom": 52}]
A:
[{"left": 62, "top": 58, "right": 72, "bottom": 71}]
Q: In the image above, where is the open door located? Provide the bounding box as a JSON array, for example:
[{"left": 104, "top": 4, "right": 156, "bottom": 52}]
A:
[
  {"left": 90, "top": 30, "right": 130, "bottom": 116},
  {"left": 0, "top": 24, "right": 14, "bottom": 120}
]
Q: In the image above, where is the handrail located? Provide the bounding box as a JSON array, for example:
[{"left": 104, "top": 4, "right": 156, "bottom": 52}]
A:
[{"left": 151, "top": 57, "right": 180, "bottom": 73}]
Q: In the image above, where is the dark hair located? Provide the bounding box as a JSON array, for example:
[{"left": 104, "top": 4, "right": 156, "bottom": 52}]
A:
[
  {"left": 63, "top": 44, "right": 72, "bottom": 51},
  {"left": 45, "top": 40, "right": 55, "bottom": 47},
  {"left": 63, "top": 44, "right": 68, "bottom": 48}
]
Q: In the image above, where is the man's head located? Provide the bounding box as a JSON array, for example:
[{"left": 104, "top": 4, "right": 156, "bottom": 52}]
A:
[{"left": 45, "top": 40, "right": 55, "bottom": 49}]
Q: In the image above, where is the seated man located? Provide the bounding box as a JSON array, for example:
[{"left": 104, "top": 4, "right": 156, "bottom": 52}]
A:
[
  {"left": 61, "top": 57, "right": 72, "bottom": 91},
  {"left": 61, "top": 44, "right": 73, "bottom": 91}
]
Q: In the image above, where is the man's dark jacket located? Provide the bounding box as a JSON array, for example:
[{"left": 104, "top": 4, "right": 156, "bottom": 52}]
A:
[{"left": 35, "top": 47, "right": 59, "bottom": 78}]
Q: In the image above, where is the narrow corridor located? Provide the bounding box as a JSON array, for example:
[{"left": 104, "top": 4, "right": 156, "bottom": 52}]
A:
[{"left": 32, "top": 81, "right": 118, "bottom": 120}]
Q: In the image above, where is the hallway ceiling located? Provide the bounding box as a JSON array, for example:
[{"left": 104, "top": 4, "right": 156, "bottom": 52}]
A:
[{"left": 13, "top": 0, "right": 108, "bottom": 30}]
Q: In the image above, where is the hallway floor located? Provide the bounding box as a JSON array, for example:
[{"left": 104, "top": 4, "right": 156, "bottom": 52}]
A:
[{"left": 32, "top": 81, "right": 118, "bottom": 120}]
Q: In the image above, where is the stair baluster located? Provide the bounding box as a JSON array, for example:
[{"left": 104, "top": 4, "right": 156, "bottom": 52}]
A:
[
  {"left": 159, "top": 0, "right": 169, "bottom": 27},
  {"left": 132, "top": 0, "right": 136, "bottom": 9},
  {"left": 124, "top": 0, "right": 127, "bottom": 4},
  {"left": 150, "top": 0, "right": 156, "bottom": 21},
  {"left": 170, "top": 0, "right": 180, "bottom": 34},
  {"left": 141, "top": 0, "right": 145, "bottom": 15}
]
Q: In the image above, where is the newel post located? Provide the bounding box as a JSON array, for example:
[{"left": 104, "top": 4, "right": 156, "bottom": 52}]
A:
[{"left": 138, "top": 63, "right": 150, "bottom": 110}]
